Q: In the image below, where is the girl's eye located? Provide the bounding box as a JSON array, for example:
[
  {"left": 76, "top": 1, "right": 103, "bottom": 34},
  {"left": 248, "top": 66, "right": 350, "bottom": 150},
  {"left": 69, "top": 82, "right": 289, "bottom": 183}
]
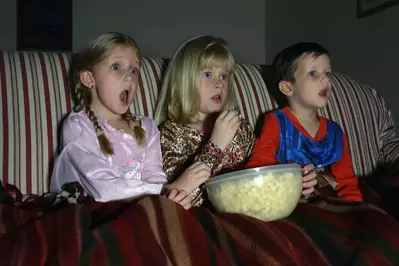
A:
[
  {"left": 325, "top": 71, "right": 332, "bottom": 78},
  {"left": 221, "top": 73, "right": 229, "bottom": 80},
  {"left": 203, "top": 72, "right": 212, "bottom": 78},
  {"left": 111, "top": 64, "right": 120, "bottom": 71},
  {"left": 130, "top": 68, "right": 138, "bottom": 75},
  {"left": 308, "top": 71, "right": 317, "bottom": 77}
]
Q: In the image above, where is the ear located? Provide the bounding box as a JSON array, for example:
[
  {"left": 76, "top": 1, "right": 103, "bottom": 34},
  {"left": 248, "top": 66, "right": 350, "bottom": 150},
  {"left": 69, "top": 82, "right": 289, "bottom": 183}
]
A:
[
  {"left": 79, "top": 71, "right": 95, "bottom": 89},
  {"left": 278, "top": 81, "right": 294, "bottom": 97}
]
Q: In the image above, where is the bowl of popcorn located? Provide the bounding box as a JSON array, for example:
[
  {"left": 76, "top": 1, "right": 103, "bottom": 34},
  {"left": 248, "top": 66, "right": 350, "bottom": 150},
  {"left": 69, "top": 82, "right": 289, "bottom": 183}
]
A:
[{"left": 204, "top": 164, "right": 303, "bottom": 222}]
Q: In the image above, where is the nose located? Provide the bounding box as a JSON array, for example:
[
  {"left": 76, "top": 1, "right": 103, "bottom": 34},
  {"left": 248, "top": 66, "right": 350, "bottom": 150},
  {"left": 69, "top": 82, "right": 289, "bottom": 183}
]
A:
[
  {"left": 214, "top": 78, "right": 223, "bottom": 89},
  {"left": 124, "top": 70, "right": 134, "bottom": 81},
  {"left": 321, "top": 73, "right": 331, "bottom": 84}
]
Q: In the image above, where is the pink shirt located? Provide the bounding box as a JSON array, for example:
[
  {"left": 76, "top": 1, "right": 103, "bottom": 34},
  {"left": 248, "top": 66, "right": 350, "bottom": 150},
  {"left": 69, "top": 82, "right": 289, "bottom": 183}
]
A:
[{"left": 50, "top": 111, "right": 167, "bottom": 202}]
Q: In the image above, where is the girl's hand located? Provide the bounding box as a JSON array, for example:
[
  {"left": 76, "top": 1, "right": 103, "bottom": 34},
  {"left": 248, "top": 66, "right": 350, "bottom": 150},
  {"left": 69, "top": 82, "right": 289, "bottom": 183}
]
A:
[
  {"left": 166, "top": 188, "right": 192, "bottom": 209},
  {"left": 171, "top": 162, "right": 211, "bottom": 194},
  {"left": 210, "top": 110, "right": 241, "bottom": 151},
  {"left": 302, "top": 164, "right": 318, "bottom": 196}
]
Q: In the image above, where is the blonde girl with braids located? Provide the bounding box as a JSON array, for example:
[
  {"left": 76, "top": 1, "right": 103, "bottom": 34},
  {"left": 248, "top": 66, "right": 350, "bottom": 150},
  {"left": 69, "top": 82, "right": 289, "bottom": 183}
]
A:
[
  {"left": 51, "top": 32, "right": 193, "bottom": 208},
  {"left": 155, "top": 36, "right": 256, "bottom": 207}
]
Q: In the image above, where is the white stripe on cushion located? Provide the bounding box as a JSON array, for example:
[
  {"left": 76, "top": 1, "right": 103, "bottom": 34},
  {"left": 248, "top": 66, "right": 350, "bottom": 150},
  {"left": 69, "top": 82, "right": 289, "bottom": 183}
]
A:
[
  {"left": 233, "top": 64, "right": 277, "bottom": 127},
  {"left": 0, "top": 51, "right": 72, "bottom": 195},
  {"left": 319, "top": 73, "right": 382, "bottom": 177},
  {"left": 131, "top": 58, "right": 165, "bottom": 118},
  {"left": 1, "top": 51, "right": 398, "bottom": 195}
]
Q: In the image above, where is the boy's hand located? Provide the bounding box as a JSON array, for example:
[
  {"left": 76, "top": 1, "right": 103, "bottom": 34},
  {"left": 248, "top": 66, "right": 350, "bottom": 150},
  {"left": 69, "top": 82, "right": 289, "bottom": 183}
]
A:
[
  {"left": 302, "top": 164, "right": 317, "bottom": 196},
  {"left": 210, "top": 110, "right": 241, "bottom": 151},
  {"left": 166, "top": 188, "right": 192, "bottom": 209}
]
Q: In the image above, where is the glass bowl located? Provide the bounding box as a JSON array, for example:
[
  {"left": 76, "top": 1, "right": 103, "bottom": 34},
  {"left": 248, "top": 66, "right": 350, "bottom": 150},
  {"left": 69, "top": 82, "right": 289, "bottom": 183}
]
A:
[{"left": 204, "top": 164, "right": 303, "bottom": 222}]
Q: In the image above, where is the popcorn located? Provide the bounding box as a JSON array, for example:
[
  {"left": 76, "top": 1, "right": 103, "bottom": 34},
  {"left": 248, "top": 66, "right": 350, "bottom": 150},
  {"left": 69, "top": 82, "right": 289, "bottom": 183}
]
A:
[{"left": 207, "top": 172, "right": 302, "bottom": 222}]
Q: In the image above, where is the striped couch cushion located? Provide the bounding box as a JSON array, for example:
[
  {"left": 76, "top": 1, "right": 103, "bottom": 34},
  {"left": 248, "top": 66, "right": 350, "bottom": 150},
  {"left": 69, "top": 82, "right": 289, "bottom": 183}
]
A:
[
  {"left": 233, "top": 64, "right": 278, "bottom": 127},
  {"left": 0, "top": 52, "right": 72, "bottom": 194},
  {"left": 318, "top": 74, "right": 399, "bottom": 178},
  {"left": 0, "top": 51, "right": 398, "bottom": 195}
]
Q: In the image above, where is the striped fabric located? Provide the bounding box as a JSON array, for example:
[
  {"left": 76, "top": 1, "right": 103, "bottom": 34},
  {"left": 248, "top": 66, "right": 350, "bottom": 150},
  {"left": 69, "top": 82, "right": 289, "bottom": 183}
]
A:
[
  {"left": 320, "top": 74, "right": 399, "bottom": 177},
  {"left": 233, "top": 64, "right": 278, "bottom": 126},
  {"left": 0, "top": 51, "right": 398, "bottom": 195},
  {"left": 131, "top": 58, "right": 165, "bottom": 118},
  {"left": 2, "top": 182, "right": 399, "bottom": 266},
  {"left": 0, "top": 52, "right": 72, "bottom": 195}
]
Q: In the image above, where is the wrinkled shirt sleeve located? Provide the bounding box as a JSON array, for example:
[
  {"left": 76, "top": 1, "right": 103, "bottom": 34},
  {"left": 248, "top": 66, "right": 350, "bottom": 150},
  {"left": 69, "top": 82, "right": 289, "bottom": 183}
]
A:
[{"left": 140, "top": 117, "right": 169, "bottom": 184}]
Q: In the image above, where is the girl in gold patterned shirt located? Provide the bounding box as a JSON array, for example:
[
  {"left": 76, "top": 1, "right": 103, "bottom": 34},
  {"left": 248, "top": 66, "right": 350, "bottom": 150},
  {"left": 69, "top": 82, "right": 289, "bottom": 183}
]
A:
[{"left": 155, "top": 36, "right": 255, "bottom": 207}]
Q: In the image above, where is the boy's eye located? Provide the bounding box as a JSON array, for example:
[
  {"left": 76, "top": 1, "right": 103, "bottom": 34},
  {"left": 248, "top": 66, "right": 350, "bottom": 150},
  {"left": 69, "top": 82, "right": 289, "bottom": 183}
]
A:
[
  {"left": 308, "top": 71, "right": 317, "bottom": 77},
  {"left": 325, "top": 71, "right": 332, "bottom": 78},
  {"left": 203, "top": 72, "right": 212, "bottom": 78},
  {"left": 111, "top": 64, "right": 120, "bottom": 71},
  {"left": 221, "top": 73, "right": 229, "bottom": 80}
]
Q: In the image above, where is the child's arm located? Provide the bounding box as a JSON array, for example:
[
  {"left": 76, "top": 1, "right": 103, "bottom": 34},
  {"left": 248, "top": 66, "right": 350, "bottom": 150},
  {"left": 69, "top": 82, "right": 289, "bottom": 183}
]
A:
[
  {"left": 229, "top": 118, "right": 256, "bottom": 169},
  {"left": 330, "top": 133, "right": 363, "bottom": 202},
  {"left": 161, "top": 123, "right": 222, "bottom": 182},
  {"left": 161, "top": 118, "right": 254, "bottom": 179},
  {"left": 196, "top": 118, "right": 255, "bottom": 175},
  {"left": 246, "top": 112, "right": 280, "bottom": 168},
  {"left": 160, "top": 123, "right": 214, "bottom": 181},
  {"left": 140, "top": 118, "right": 170, "bottom": 184}
]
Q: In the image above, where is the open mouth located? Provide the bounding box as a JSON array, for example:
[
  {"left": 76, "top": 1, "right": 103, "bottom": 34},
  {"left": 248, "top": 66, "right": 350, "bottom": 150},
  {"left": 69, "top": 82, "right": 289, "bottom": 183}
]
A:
[
  {"left": 319, "top": 88, "right": 329, "bottom": 97},
  {"left": 120, "top": 90, "right": 129, "bottom": 104},
  {"left": 211, "top": 95, "right": 222, "bottom": 103}
]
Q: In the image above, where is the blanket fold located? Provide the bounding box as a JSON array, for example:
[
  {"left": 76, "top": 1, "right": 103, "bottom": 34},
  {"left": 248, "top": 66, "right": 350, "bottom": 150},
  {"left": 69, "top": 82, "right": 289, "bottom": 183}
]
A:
[{"left": 1, "top": 181, "right": 399, "bottom": 265}]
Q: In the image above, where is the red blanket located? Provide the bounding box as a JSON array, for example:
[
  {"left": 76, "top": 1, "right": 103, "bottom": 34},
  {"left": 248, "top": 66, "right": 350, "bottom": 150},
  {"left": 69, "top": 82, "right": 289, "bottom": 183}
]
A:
[{"left": 1, "top": 182, "right": 399, "bottom": 266}]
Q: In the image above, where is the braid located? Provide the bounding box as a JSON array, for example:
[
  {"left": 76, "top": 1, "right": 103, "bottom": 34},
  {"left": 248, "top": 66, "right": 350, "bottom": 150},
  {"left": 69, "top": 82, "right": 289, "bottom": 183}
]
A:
[
  {"left": 74, "top": 82, "right": 87, "bottom": 111},
  {"left": 71, "top": 32, "right": 144, "bottom": 155},
  {"left": 122, "top": 110, "right": 146, "bottom": 148},
  {"left": 86, "top": 106, "right": 114, "bottom": 155},
  {"left": 75, "top": 81, "right": 113, "bottom": 155}
]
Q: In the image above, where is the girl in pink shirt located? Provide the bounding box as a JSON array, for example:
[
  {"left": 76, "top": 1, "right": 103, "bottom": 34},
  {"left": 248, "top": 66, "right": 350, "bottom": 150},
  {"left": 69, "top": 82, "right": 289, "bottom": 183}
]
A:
[{"left": 51, "top": 32, "right": 210, "bottom": 208}]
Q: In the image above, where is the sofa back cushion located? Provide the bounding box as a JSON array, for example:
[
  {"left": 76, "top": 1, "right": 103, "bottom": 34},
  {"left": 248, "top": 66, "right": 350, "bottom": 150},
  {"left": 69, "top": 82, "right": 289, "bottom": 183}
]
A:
[
  {"left": 319, "top": 73, "right": 393, "bottom": 176},
  {"left": 1, "top": 52, "right": 72, "bottom": 194},
  {"left": 0, "top": 51, "right": 396, "bottom": 195}
]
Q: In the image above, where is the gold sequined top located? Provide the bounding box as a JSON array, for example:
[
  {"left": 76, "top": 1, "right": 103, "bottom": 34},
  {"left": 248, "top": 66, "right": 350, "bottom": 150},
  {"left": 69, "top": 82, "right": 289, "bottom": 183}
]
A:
[{"left": 159, "top": 118, "right": 255, "bottom": 206}]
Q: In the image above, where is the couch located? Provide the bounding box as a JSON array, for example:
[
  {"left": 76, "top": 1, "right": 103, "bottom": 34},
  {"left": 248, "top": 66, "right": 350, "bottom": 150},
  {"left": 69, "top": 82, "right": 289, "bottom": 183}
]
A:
[
  {"left": 1, "top": 50, "right": 399, "bottom": 265},
  {"left": 1, "top": 51, "right": 398, "bottom": 195}
]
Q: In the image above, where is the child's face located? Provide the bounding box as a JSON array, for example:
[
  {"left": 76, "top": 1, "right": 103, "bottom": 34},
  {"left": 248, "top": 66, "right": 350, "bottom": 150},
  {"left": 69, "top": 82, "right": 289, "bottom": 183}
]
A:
[
  {"left": 287, "top": 53, "right": 332, "bottom": 110},
  {"left": 81, "top": 45, "right": 140, "bottom": 120},
  {"left": 198, "top": 66, "right": 230, "bottom": 120}
]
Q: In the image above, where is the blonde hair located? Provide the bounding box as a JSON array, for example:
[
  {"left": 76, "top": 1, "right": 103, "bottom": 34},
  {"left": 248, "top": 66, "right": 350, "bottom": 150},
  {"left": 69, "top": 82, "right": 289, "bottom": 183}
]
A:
[
  {"left": 73, "top": 32, "right": 146, "bottom": 155},
  {"left": 155, "top": 35, "right": 237, "bottom": 125}
]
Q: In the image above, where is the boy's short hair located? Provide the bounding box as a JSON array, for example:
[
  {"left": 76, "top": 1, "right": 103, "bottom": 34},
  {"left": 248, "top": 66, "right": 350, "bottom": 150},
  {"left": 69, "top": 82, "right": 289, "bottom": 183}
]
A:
[{"left": 272, "top": 42, "right": 329, "bottom": 83}]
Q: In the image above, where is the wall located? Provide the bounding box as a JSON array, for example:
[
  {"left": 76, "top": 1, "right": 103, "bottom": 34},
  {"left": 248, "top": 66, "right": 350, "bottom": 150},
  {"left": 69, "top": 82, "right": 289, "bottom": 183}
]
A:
[
  {"left": 1, "top": 0, "right": 265, "bottom": 64},
  {"left": 73, "top": 0, "right": 266, "bottom": 64},
  {"left": 0, "top": 1, "right": 17, "bottom": 51},
  {"left": 265, "top": 0, "right": 399, "bottom": 132},
  {"left": 2, "top": 1, "right": 397, "bottom": 130}
]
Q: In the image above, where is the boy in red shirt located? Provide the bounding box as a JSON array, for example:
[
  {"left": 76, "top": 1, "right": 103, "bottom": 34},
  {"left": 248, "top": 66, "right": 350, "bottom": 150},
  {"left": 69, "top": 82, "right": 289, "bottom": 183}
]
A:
[{"left": 247, "top": 42, "right": 362, "bottom": 202}]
